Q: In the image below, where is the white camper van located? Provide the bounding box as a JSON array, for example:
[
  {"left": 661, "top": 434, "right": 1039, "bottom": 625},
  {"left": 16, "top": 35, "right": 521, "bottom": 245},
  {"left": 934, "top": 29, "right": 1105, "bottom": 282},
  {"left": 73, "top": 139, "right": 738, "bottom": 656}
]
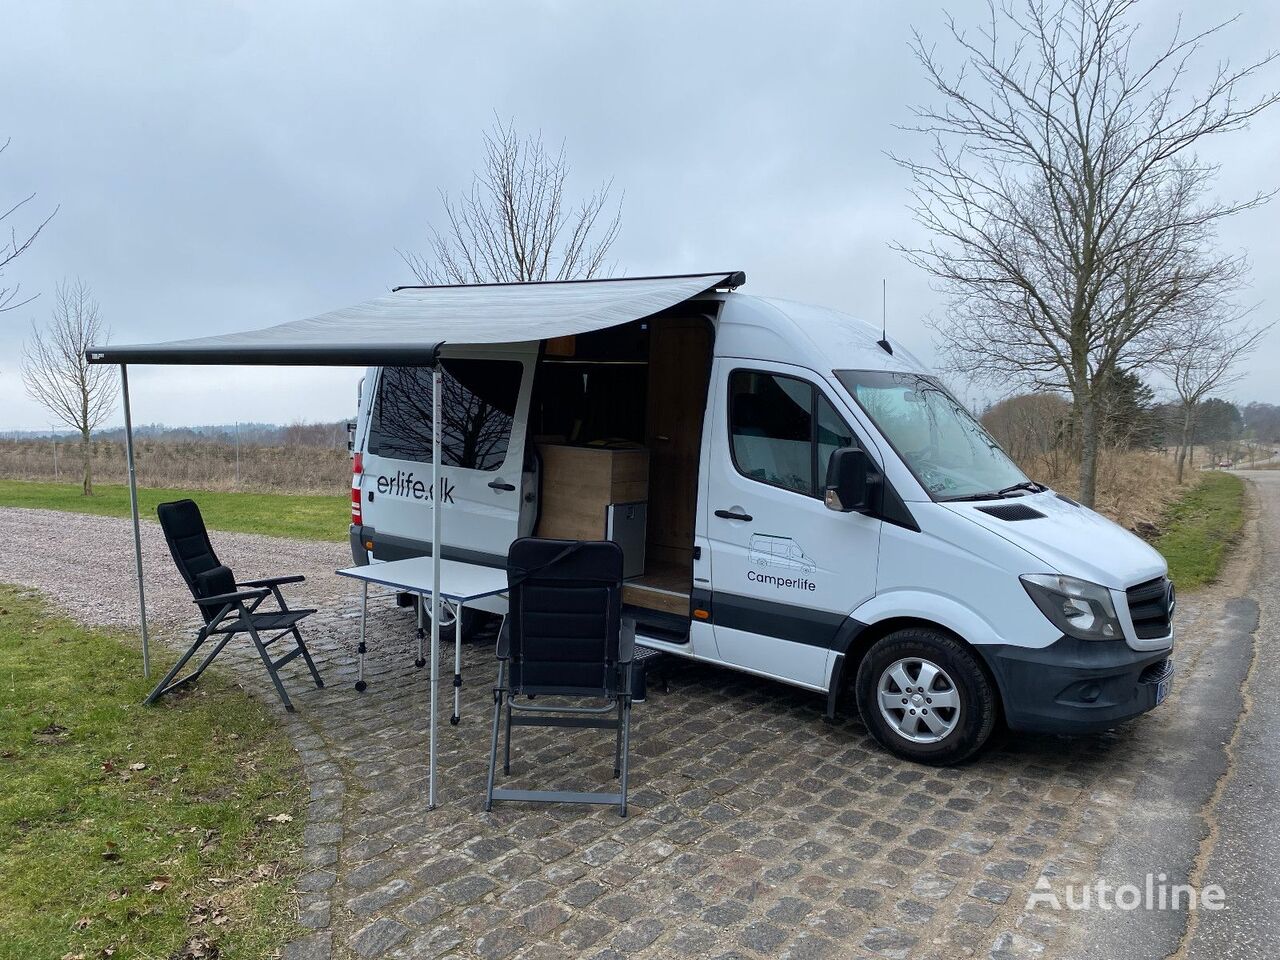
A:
[{"left": 349, "top": 273, "right": 1174, "bottom": 764}]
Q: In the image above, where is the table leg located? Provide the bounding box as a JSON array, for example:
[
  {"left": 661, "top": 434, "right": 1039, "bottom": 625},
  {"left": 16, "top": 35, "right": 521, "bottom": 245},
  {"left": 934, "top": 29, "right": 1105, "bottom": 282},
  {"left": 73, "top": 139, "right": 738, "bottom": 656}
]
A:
[
  {"left": 428, "top": 590, "right": 440, "bottom": 810},
  {"left": 355, "top": 581, "right": 368, "bottom": 692},
  {"left": 451, "top": 601, "right": 462, "bottom": 725},
  {"left": 415, "top": 596, "right": 426, "bottom": 669}
]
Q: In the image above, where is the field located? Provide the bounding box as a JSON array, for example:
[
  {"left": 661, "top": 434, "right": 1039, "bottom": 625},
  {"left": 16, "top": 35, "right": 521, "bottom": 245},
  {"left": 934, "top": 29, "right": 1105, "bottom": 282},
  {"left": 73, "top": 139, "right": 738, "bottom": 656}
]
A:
[
  {"left": 0, "top": 585, "right": 305, "bottom": 959},
  {"left": 0, "top": 439, "right": 350, "bottom": 494},
  {"left": 0, "top": 480, "right": 347, "bottom": 542}
]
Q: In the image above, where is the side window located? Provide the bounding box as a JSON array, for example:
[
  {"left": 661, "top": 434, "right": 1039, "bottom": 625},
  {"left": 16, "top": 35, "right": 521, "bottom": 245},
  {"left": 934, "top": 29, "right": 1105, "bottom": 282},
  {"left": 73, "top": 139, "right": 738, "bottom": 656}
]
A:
[
  {"left": 729, "top": 370, "right": 855, "bottom": 497},
  {"left": 817, "top": 394, "right": 855, "bottom": 487},
  {"left": 369, "top": 359, "right": 521, "bottom": 470}
]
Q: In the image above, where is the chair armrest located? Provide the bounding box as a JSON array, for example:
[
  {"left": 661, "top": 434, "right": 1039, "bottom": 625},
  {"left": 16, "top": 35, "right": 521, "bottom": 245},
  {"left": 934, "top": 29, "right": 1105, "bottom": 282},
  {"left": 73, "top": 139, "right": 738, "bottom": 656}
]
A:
[
  {"left": 619, "top": 615, "right": 636, "bottom": 663},
  {"left": 194, "top": 587, "right": 270, "bottom": 607},
  {"left": 496, "top": 617, "right": 511, "bottom": 660},
  {"left": 238, "top": 575, "right": 305, "bottom": 588}
]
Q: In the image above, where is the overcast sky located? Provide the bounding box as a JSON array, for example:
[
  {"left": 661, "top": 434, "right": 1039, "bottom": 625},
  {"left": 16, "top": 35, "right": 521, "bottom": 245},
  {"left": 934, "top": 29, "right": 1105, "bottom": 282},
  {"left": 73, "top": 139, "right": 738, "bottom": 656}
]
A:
[{"left": 1, "top": 0, "right": 1277, "bottom": 430}]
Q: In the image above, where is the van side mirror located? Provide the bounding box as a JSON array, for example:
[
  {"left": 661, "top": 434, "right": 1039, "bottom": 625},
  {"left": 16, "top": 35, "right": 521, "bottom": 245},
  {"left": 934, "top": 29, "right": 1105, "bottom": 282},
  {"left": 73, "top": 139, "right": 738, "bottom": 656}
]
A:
[{"left": 824, "top": 447, "right": 882, "bottom": 514}]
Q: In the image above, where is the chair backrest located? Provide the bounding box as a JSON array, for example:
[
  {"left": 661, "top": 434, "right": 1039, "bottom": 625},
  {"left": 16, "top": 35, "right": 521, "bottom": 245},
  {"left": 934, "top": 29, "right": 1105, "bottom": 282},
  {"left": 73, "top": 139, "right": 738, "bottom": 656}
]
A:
[
  {"left": 157, "top": 499, "right": 233, "bottom": 622},
  {"left": 505, "top": 537, "right": 624, "bottom": 697}
]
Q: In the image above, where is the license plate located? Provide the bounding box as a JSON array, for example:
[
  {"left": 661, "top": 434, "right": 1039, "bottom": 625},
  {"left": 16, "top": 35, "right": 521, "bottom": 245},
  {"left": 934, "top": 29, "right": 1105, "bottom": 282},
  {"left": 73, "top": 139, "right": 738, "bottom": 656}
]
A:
[{"left": 1155, "top": 672, "right": 1172, "bottom": 705}]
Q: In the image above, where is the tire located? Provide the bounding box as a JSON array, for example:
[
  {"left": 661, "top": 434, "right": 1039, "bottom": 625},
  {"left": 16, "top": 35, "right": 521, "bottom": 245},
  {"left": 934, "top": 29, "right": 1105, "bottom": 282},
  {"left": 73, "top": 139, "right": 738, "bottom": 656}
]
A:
[{"left": 854, "top": 627, "right": 997, "bottom": 765}]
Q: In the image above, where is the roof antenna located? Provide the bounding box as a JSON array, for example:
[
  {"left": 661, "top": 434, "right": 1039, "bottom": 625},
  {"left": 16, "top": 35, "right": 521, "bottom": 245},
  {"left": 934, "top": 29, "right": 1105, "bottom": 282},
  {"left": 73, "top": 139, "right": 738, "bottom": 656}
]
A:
[{"left": 877, "top": 278, "right": 893, "bottom": 355}]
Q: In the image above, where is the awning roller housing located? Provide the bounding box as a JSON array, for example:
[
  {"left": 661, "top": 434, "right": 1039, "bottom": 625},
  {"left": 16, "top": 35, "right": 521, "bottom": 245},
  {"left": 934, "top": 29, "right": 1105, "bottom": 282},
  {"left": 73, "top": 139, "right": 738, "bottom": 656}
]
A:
[{"left": 87, "top": 272, "right": 743, "bottom": 366}]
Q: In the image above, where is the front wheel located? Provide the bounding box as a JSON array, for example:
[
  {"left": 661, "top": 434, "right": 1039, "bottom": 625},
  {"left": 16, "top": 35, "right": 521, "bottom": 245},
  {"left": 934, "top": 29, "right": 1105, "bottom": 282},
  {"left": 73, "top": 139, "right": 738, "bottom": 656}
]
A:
[{"left": 855, "top": 628, "right": 997, "bottom": 765}]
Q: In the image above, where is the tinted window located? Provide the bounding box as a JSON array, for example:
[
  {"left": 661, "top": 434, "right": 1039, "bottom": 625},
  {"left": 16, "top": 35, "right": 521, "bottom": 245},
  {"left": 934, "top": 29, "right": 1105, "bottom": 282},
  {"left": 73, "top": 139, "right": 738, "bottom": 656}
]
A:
[
  {"left": 370, "top": 359, "right": 520, "bottom": 470},
  {"left": 817, "top": 394, "right": 855, "bottom": 485},
  {"left": 729, "top": 370, "right": 853, "bottom": 497}
]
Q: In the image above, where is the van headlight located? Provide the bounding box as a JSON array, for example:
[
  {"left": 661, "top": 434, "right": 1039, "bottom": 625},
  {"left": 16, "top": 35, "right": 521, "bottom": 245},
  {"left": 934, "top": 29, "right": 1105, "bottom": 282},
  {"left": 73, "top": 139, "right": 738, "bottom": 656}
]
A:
[{"left": 1020, "top": 574, "right": 1122, "bottom": 641}]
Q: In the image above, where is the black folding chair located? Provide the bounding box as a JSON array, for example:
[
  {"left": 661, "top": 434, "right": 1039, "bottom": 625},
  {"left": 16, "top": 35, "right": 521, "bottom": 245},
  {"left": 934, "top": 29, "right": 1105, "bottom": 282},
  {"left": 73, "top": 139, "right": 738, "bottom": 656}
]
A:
[
  {"left": 146, "top": 499, "right": 323, "bottom": 712},
  {"left": 484, "top": 538, "right": 638, "bottom": 816}
]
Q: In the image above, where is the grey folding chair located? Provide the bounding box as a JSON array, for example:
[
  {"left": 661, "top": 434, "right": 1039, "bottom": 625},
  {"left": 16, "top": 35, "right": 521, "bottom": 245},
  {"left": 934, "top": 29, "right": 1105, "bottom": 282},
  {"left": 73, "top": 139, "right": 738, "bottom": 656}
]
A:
[
  {"left": 146, "top": 499, "right": 323, "bottom": 712},
  {"left": 484, "top": 537, "right": 638, "bottom": 816}
]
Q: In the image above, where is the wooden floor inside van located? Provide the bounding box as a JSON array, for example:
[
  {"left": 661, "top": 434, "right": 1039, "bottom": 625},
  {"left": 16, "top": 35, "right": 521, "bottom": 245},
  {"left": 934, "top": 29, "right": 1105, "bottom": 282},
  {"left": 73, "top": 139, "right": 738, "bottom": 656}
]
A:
[{"left": 623, "top": 559, "right": 691, "bottom": 616}]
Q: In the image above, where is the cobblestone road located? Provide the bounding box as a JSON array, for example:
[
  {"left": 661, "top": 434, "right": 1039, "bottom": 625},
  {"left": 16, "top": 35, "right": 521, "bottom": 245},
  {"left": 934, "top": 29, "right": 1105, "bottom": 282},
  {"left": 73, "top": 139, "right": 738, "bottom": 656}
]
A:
[{"left": 0, "top": 503, "right": 1253, "bottom": 960}]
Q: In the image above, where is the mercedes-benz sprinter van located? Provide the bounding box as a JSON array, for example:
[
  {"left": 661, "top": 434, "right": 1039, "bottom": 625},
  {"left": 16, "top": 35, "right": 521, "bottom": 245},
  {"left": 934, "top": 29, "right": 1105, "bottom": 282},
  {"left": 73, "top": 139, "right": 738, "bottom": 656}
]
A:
[{"left": 348, "top": 279, "right": 1175, "bottom": 764}]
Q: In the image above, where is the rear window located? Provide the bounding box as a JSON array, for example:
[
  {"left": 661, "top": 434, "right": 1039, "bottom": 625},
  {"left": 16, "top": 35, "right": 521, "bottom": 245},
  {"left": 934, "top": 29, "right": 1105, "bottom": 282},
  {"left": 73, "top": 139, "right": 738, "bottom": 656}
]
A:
[{"left": 369, "top": 359, "right": 521, "bottom": 470}]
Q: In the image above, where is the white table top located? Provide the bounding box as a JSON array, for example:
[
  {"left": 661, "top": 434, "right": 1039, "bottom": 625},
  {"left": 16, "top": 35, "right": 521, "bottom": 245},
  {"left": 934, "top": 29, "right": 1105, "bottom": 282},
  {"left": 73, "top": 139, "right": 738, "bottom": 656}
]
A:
[{"left": 337, "top": 556, "right": 509, "bottom": 603}]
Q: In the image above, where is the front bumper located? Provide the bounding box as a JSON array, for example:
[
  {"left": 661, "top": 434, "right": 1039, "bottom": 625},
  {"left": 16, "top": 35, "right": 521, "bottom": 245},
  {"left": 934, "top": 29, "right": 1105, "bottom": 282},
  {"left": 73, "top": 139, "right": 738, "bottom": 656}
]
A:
[{"left": 977, "top": 635, "right": 1173, "bottom": 734}]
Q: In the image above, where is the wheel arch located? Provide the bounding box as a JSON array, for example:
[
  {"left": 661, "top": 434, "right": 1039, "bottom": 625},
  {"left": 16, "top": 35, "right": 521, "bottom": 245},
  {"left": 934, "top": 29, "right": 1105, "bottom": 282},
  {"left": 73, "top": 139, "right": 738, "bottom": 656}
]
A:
[{"left": 825, "top": 615, "right": 1002, "bottom": 724}]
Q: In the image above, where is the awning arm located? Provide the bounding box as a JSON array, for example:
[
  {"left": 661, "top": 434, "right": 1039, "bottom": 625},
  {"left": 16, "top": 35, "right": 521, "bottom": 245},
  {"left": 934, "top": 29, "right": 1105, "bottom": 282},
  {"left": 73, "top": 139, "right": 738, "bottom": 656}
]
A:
[
  {"left": 428, "top": 364, "right": 442, "bottom": 809},
  {"left": 121, "top": 364, "right": 150, "bottom": 679}
]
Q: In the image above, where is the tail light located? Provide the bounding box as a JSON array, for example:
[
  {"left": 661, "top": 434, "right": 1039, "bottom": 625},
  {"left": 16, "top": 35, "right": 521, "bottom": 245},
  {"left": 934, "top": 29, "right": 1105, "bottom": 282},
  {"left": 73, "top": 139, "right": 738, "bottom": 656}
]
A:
[{"left": 351, "top": 452, "right": 363, "bottom": 523}]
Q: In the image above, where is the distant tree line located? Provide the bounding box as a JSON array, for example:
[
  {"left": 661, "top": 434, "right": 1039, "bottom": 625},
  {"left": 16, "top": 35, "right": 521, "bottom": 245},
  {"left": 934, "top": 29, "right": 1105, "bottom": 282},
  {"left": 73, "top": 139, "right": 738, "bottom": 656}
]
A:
[
  {"left": 89, "top": 420, "right": 353, "bottom": 449},
  {"left": 983, "top": 377, "right": 1280, "bottom": 475}
]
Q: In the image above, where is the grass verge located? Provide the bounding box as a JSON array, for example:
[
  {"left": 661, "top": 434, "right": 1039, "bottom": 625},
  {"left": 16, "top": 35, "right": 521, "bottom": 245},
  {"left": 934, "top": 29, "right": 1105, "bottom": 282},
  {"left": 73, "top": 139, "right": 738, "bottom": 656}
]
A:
[
  {"left": 0, "top": 584, "right": 305, "bottom": 960},
  {"left": 1156, "top": 471, "right": 1246, "bottom": 590},
  {"left": 0, "top": 480, "right": 346, "bottom": 542}
]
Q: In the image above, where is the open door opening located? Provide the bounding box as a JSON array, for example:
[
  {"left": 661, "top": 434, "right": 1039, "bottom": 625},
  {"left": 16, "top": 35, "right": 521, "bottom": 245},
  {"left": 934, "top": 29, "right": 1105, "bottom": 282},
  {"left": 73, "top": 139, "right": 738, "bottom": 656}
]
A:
[{"left": 529, "top": 307, "right": 716, "bottom": 630}]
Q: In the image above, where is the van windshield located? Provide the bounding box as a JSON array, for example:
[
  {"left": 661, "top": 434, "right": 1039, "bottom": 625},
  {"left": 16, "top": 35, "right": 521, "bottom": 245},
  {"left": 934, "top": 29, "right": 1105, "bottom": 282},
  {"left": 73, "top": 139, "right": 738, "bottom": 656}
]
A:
[{"left": 835, "top": 370, "right": 1030, "bottom": 501}]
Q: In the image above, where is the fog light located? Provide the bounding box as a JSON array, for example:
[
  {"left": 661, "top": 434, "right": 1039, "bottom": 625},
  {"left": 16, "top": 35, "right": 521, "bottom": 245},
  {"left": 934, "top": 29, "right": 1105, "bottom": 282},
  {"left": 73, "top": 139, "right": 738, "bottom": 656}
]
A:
[{"left": 1079, "top": 683, "right": 1101, "bottom": 703}]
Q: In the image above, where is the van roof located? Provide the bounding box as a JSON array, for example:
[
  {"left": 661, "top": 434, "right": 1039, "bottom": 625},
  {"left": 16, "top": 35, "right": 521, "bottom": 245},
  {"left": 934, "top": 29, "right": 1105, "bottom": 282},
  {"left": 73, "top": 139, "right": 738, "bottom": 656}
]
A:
[{"left": 704, "top": 292, "right": 931, "bottom": 377}]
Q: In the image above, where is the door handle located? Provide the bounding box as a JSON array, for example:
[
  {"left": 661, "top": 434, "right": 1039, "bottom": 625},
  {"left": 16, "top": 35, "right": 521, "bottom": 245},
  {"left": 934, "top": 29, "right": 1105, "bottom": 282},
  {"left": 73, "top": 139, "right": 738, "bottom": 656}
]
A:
[
  {"left": 714, "top": 509, "right": 753, "bottom": 522},
  {"left": 488, "top": 480, "right": 516, "bottom": 492}
]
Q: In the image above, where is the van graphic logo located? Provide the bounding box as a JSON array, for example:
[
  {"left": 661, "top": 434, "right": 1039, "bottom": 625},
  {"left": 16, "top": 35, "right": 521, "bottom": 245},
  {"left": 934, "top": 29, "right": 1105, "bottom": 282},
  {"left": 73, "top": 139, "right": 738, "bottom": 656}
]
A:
[
  {"left": 749, "top": 534, "right": 816, "bottom": 574},
  {"left": 374, "top": 472, "right": 455, "bottom": 504}
]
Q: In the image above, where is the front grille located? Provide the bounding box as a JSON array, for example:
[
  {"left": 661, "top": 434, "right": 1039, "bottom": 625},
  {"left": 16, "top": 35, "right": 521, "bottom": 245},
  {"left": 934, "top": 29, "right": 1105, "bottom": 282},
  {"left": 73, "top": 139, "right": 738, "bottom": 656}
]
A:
[{"left": 1127, "top": 577, "right": 1172, "bottom": 639}]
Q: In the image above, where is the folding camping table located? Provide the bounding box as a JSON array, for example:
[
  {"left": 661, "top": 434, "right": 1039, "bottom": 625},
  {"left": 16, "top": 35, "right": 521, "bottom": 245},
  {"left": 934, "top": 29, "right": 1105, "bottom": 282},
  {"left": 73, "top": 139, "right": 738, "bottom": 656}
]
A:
[{"left": 337, "top": 556, "right": 508, "bottom": 808}]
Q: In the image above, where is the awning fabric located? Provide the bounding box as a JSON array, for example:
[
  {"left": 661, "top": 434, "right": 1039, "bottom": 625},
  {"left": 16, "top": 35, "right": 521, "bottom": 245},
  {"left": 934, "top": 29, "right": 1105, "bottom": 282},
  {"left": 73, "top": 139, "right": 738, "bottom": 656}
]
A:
[{"left": 87, "top": 272, "right": 743, "bottom": 366}]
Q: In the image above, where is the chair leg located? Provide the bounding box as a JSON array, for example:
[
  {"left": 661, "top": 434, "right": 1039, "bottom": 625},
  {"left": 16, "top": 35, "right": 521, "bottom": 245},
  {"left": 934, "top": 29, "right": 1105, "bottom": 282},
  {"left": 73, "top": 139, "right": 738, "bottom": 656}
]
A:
[
  {"left": 184, "top": 631, "right": 236, "bottom": 685},
  {"left": 503, "top": 695, "right": 513, "bottom": 775},
  {"left": 484, "top": 662, "right": 505, "bottom": 812},
  {"left": 614, "top": 698, "right": 623, "bottom": 779},
  {"left": 249, "top": 625, "right": 296, "bottom": 712},
  {"left": 618, "top": 696, "right": 632, "bottom": 817},
  {"left": 292, "top": 626, "right": 324, "bottom": 688},
  {"left": 144, "top": 628, "right": 210, "bottom": 705}
]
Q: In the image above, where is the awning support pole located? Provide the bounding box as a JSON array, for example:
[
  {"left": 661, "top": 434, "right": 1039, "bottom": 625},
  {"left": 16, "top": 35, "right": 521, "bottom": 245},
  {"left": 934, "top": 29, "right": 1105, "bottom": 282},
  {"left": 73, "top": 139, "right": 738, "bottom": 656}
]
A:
[
  {"left": 121, "top": 364, "right": 150, "bottom": 679},
  {"left": 428, "top": 363, "right": 442, "bottom": 809}
]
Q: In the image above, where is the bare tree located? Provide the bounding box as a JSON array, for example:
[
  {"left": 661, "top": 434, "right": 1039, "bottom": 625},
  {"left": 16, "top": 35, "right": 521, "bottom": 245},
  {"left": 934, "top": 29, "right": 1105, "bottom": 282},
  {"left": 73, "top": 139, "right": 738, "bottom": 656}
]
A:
[
  {"left": 1, "top": 137, "right": 57, "bottom": 313},
  {"left": 401, "top": 117, "right": 622, "bottom": 284},
  {"left": 1157, "top": 306, "right": 1270, "bottom": 483},
  {"left": 895, "top": 0, "right": 1277, "bottom": 506},
  {"left": 21, "top": 279, "right": 118, "bottom": 495}
]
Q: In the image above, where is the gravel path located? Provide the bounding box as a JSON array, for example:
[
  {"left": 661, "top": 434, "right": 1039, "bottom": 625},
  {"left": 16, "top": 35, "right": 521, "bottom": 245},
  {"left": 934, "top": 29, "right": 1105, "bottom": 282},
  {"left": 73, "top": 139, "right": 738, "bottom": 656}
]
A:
[{"left": 0, "top": 506, "right": 351, "bottom": 630}]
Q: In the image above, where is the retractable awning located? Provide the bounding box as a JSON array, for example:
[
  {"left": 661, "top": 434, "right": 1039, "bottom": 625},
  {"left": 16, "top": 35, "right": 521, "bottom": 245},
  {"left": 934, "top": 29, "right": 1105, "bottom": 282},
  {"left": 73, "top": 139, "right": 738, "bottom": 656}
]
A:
[
  {"left": 86, "top": 271, "right": 743, "bottom": 366},
  {"left": 85, "top": 269, "right": 745, "bottom": 811}
]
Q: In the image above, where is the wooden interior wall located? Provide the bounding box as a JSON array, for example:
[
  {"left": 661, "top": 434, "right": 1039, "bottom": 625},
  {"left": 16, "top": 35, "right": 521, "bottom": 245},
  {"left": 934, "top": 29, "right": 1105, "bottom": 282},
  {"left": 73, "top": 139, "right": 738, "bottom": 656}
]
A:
[{"left": 643, "top": 315, "right": 714, "bottom": 572}]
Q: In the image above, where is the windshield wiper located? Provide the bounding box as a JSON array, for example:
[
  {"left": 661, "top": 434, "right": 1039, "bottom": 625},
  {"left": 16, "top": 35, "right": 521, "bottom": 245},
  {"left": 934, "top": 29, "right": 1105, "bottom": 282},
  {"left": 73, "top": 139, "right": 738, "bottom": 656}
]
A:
[
  {"left": 994, "top": 480, "right": 1045, "bottom": 497},
  {"left": 938, "top": 480, "right": 1045, "bottom": 503}
]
